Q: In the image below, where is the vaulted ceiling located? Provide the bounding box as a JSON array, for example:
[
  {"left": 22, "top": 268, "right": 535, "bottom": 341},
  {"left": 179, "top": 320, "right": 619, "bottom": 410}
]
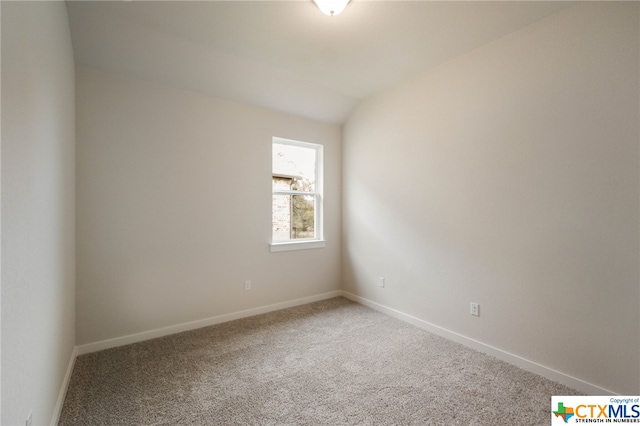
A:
[{"left": 66, "top": 1, "right": 574, "bottom": 124}]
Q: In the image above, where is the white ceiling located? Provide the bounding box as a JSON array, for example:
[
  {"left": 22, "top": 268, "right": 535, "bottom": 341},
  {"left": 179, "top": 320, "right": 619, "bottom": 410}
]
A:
[{"left": 66, "top": 1, "right": 574, "bottom": 124}]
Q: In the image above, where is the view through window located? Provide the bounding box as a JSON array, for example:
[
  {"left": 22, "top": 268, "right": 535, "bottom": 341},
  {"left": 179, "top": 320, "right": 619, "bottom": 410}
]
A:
[{"left": 272, "top": 138, "right": 322, "bottom": 243}]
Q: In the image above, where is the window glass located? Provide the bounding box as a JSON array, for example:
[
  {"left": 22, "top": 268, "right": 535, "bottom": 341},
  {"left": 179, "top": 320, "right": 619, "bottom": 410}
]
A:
[{"left": 272, "top": 139, "right": 322, "bottom": 244}]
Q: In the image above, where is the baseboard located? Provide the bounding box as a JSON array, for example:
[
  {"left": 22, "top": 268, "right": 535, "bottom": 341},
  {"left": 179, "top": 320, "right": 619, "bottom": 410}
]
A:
[
  {"left": 76, "top": 290, "right": 343, "bottom": 356},
  {"left": 50, "top": 346, "right": 78, "bottom": 425},
  {"left": 341, "top": 291, "right": 616, "bottom": 396}
]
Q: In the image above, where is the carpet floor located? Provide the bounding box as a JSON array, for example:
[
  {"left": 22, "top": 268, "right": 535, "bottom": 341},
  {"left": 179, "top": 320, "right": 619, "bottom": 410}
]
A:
[{"left": 60, "top": 297, "right": 579, "bottom": 425}]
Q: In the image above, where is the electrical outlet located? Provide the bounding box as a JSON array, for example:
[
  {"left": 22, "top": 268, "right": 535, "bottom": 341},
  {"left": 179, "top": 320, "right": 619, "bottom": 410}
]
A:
[
  {"left": 470, "top": 302, "right": 479, "bottom": 317},
  {"left": 26, "top": 411, "right": 32, "bottom": 426},
  {"left": 244, "top": 280, "right": 251, "bottom": 291},
  {"left": 378, "top": 277, "right": 385, "bottom": 288}
]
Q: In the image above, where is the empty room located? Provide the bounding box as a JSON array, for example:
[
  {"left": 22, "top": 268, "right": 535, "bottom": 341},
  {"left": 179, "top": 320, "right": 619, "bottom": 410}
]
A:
[{"left": 2, "top": 0, "right": 639, "bottom": 425}]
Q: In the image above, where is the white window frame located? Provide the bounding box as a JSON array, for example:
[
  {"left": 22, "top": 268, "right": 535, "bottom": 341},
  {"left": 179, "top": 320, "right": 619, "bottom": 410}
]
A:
[{"left": 270, "top": 137, "right": 325, "bottom": 252}]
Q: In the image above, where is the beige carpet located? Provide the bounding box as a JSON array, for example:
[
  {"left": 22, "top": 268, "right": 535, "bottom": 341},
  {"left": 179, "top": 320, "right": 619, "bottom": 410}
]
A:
[{"left": 60, "top": 297, "right": 579, "bottom": 425}]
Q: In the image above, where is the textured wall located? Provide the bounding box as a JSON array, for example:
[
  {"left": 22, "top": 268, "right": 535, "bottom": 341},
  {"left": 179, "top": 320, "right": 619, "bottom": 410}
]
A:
[
  {"left": 75, "top": 67, "right": 342, "bottom": 345},
  {"left": 343, "top": 2, "right": 639, "bottom": 394},
  {"left": 1, "top": 2, "right": 76, "bottom": 424}
]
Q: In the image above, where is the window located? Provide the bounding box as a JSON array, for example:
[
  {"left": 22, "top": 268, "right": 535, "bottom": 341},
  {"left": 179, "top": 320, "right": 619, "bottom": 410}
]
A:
[{"left": 271, "top": 137, "right": 324, "bottom": 252}]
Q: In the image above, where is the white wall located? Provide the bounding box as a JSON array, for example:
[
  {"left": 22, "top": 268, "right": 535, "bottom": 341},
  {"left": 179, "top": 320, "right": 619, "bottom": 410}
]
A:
[
  {"left": 76, "top": 67, "right": 342, "bottom": 345},
  {"left": 1, "top": 2, "right": 76, "bottom": 424},
  {"left": 343, "top": 2, "right": 639, "bottom": 394}
]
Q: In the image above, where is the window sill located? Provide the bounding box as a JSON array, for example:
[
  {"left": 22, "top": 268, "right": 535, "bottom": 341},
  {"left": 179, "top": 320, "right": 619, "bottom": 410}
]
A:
[{"left": 270, "top": 240, "right": 326, "bottom": 253}]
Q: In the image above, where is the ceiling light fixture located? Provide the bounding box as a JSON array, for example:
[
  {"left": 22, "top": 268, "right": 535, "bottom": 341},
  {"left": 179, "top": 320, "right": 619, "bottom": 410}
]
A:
[{"left": 313, "top": 0, "right": 350, "bottom": 17}]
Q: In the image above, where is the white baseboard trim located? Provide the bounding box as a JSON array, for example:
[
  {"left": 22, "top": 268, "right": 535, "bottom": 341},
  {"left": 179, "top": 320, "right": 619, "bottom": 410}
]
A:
[
  {"left": 341, "top": 291, "right": 616, "bottom": 396},
  {"left": 76, "top": 290, "right": 343, "bottom": 356},
  {"left": 51, "top": 346, "right": 78, "bottom": 426}
]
